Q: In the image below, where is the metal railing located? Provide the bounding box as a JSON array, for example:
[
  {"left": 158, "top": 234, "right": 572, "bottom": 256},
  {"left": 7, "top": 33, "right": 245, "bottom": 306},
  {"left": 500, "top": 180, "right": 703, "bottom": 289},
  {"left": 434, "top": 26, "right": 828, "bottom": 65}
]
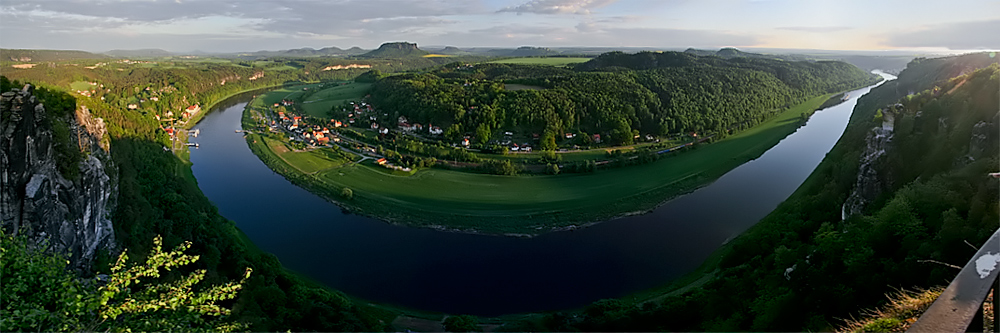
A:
[{"left": 908, "top": 227, "right": 1000, "bottom": 332}]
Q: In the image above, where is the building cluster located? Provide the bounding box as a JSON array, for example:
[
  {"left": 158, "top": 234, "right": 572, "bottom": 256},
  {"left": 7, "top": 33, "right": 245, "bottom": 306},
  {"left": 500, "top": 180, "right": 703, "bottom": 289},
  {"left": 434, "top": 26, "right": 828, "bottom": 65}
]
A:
[
  {"left": 273, "top": 110, "right": 342, "bottom": 147},
  {"left": 397, "top": 116, "right": 443, "bottom": 136}
]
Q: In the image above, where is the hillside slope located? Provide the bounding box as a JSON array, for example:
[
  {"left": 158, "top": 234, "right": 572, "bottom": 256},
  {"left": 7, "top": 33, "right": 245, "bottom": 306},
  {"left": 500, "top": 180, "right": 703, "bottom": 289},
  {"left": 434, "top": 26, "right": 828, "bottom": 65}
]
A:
[{"left": 531, "top": 54, "right": 1000, "bottom": 332}]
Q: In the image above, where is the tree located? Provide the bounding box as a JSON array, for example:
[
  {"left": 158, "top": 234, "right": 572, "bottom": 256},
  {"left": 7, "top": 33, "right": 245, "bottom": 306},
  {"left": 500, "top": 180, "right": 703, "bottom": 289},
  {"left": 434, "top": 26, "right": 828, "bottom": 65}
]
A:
[
  {"left": 540, "top": 130, "right": 557, "bottom": 151},
  {"left": 475, "top": 124, "right": 491, "bottom": 145},
  {"left": 444, "top": 124, "right": 462, "bottom": 142},
  {"left": 341, "top": 187, "right": 354, "bottom": 200},
  {"left": 546, "top": 163, "right": 560, "bottom": 175},
  {"left": 443, "top": 315, "right": 480, "bottom": 332},
  {"left": 0, "top": 232, "right": 250, "bottom": 332}
]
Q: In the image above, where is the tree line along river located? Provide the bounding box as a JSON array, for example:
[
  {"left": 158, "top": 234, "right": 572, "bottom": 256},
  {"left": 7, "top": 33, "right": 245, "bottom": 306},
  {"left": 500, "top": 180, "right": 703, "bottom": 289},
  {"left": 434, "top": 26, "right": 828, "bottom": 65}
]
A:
[{"left": 189, "top": 71, "right": 894, "bottom": 316}]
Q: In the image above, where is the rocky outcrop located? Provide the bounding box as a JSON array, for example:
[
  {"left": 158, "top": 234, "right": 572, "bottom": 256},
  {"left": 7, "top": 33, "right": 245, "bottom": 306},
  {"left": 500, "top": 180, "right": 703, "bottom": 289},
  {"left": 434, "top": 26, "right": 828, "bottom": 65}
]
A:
[
  {"left": 1, "top": 84, "right": 117, "bottom": 268},
  {"left": 962, "top": 116, "right": 999, "bottom": 165},
  {"left": 842, "top": 106, "right": 897, "bottom": 220}
]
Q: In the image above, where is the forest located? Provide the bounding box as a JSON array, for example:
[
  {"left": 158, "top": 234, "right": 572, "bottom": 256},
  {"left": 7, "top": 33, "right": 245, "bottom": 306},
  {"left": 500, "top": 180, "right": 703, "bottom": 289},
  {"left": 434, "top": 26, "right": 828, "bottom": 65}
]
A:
[
  {"left": 368, "top": 51, "right": 879, "bottom": 147},
  {"left": 501, "top": 54, "right": 1000, "bottom": 332}
]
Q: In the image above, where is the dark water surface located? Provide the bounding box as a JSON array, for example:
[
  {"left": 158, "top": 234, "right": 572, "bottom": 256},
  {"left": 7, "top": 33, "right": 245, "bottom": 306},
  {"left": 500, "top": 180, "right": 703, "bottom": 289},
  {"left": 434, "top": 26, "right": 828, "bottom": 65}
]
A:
[{"left": 190, "top": 72, "right": 894, "bottom": 316}]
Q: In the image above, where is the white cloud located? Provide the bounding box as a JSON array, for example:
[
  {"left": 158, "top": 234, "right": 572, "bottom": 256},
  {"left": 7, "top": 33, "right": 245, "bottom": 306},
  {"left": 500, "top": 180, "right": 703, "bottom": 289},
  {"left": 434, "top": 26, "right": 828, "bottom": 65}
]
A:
[
  {"left": 885, "top": 19, "right": 1000, "bottom": 50},
  {"left": 497, "top": 0, "right": 618, "bottom": 15}
]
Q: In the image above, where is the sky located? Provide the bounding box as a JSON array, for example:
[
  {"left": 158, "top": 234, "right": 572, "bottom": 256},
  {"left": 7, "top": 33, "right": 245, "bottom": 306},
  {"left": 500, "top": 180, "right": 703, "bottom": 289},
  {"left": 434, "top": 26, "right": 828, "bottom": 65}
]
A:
[{"left": 1, "top": 0, "right": 998, "bottom": 53}]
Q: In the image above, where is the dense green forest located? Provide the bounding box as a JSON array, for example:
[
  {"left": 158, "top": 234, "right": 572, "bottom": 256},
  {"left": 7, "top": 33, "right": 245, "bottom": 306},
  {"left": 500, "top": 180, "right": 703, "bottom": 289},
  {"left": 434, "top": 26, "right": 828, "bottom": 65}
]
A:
[
  {"left": 369, "top": 52, "right": 878, "bottom": 146},
  {"left": 504, "top": 54, "right": 999, "bottom": 332}
]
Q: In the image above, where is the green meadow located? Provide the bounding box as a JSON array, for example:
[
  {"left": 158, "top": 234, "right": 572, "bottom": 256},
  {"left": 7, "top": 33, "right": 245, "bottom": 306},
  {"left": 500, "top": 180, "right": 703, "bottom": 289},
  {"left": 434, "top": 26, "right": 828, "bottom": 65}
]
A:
[
  {"left": 246, "top": 88, "right": 835, "bottom": 234},
  {"left": 489, "top": 57, "right": 592, "bottom": 66},
  {"left": 262, "top": 137, "right": 348, "bottom": 174},
  {"left": 69, "top": 81, "right": 95, "bottom": 91},
  {"left": 300, "top": 82, "right": 373, "bottom": 118}
]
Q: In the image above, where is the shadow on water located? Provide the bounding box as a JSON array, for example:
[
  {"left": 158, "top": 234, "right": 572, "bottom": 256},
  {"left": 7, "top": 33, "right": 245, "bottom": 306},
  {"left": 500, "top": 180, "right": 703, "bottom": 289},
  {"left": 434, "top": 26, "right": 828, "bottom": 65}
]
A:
[{"left": 189, "top": 72, "right": 895, "bottom": 316}]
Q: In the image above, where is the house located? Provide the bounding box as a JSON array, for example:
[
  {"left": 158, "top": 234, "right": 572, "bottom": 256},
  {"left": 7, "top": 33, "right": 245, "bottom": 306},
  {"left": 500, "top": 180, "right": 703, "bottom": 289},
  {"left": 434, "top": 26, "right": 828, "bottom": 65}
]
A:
[
  {"left": 592, "top": 134, "right": 602, "bottom": 143},
  {"left": 377, "top": 158, "right": 388, "bottom": 165},
  {"left": 322, "top": 128, "right": 330, "bottom": 134},
  {"left": 379, "top": 128, "right": 389, "bottom": 134},
  {"left": 646, "top": 134, "right": 655, "bottom": 141},
  {"left": 127, "top": 104, "right": 138, "bottom": 110},
  {"left": 565, "top": 133, "right": 576, "bottom": 139},
  {"left": 186, "top": 105, "right": 201, "bottom": 115},
  {"left": 371, "top": 122, "right": 380, "bottom": 129},
  {"left": 504, "top": 131, "right": 514, "bottom": 136},
  {"left": 461, "top": 138, "right": 470, "bottom": 147},
  {"left": 429, "top": 126, "right": 443, "bottom": 135},
  {"left": 332, "top": 120, "right": 343, "bottom": 127},
  {"left": 523, "top": 146, "right": 532, "bottom": 152}
]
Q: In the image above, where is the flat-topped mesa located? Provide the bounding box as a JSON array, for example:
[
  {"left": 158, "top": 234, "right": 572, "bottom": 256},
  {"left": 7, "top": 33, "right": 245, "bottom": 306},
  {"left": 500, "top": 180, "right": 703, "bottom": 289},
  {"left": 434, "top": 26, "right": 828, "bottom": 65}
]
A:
[
  {"left": 360, "top": 42, "right": 429, "bottom": 58},
  {"left": 0, "top": 84, "right": 117, "bottom": 269}
]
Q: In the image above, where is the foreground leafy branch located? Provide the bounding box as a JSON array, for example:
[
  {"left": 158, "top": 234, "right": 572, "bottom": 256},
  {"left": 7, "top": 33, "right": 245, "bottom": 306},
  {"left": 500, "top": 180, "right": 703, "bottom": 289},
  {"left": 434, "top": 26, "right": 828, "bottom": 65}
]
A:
[{"left": 1, "top": 231, "right": 251, "bottom": 332}]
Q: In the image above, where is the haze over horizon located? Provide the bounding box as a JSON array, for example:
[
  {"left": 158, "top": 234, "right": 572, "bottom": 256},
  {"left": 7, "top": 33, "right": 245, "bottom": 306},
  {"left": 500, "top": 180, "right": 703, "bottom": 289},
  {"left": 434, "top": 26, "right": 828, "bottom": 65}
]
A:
[{"left": 1, "top": 0, "right": 998, "bottom": 54}]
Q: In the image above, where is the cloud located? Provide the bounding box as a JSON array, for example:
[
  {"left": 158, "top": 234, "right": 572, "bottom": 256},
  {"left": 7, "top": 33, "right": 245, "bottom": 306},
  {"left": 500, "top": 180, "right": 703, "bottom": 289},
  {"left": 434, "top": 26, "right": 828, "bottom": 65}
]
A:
[
  {"left": 775, "top": 26, "right": 852, "bottom": 33},
  {"left": 420, "top": 22, "right": 757, "bottom": 49},
  {"left": 497, "top": 0, "right": 618, "bottom": 15},
  {"left": 885, "top": 19, "right": 1000, "bottom": 50}
]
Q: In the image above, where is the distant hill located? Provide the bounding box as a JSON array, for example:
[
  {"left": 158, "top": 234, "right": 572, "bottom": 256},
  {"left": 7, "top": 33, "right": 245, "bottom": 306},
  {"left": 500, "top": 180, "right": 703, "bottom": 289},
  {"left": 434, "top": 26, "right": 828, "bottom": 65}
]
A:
[
  {"left": 683, "top": 47, "right": 810, "bottom": 61},
  {"left": 575, "top": 51, "right": 703, "bottom": 71},
  {"left": 105, "top": 49, "right": 173, "bottom": 58},
  {"left": 0, "top": 49, "right": 109, "bottom": 62},
  {"left": 509, "top": 46, "right": 559, "bottom": 57},
  {"left": 434, "top": 46, "right": 471, "bottom": 55},
  {"left": 239, "top": 46, "right": 368, "bottom": 58},
  {"left": 359, "top": 42, "right": 429, "bottom": 58}
]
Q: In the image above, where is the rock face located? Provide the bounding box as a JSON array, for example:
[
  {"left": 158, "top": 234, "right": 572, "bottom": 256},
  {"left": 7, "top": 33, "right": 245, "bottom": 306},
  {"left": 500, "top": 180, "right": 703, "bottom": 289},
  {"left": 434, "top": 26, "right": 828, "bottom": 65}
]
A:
[
  {"left": 842, "top": 105, "right": 897, "bottom": 220},
  {"left": 1, "top": 84, "right": 117, "bottom": 268}
]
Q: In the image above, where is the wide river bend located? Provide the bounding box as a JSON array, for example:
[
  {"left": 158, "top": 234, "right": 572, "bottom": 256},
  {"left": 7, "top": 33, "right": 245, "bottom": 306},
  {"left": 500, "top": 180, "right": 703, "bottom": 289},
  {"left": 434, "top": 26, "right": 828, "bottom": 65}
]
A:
[{"left": 190, "top": 72, "right": 894, "bottom": 316}]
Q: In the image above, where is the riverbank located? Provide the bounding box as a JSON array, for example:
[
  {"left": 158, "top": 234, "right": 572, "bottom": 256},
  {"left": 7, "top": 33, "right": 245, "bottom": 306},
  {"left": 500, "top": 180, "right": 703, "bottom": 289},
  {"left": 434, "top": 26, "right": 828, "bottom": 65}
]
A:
[{"left": 244, "top": 89, "right": 846, "bottom": 235}]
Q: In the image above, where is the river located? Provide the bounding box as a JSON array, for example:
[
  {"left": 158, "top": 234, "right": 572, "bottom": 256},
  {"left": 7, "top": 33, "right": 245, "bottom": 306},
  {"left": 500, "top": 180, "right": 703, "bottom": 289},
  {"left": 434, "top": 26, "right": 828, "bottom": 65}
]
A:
[{"left": 189, "top": 72, "right": 895, "bottom": 316}]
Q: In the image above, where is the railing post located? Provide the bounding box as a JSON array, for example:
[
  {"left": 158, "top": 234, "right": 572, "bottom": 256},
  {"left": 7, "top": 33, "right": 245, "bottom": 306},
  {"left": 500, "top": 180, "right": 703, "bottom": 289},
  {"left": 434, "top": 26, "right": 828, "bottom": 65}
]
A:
[
  {"left": 972, "top": 304, "right": 984, "bottom": 332},
  {"left": 993, "top": 277, "right": 999, "bottom": 333}
]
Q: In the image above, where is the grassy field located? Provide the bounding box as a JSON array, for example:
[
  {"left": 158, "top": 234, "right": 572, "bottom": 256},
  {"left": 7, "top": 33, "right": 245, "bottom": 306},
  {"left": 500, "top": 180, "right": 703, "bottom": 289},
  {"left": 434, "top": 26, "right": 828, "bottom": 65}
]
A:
[
  {"left": 247, "top": 83, "right": 325, "bottom": 110},
  {"left": 300, "top": 82, "right": 373, "bottom": 118},
  {"left": 489, "top": 57, "right": 592, "bottom": 66},
  {"left": 69, "top": 81, "right": 95, "bottom": 91},
  {"left": 422, "top": 54, "right": 452, "bottom": 58},
  {"left": 247, "top": 91, "right": 836, "bottom": 234},
  {"left": 262, "top": 137, "right": 348, "bottom": 173}
]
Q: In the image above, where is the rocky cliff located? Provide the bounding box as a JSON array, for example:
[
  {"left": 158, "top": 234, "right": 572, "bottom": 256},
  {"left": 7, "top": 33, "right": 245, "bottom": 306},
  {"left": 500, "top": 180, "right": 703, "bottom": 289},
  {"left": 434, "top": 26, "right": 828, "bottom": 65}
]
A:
[
  {"left": 1, "top": 84, "right": 117, "bottom": 268},
  {"left": 842, "top": 104, "right": 898, "bottom": 219}
]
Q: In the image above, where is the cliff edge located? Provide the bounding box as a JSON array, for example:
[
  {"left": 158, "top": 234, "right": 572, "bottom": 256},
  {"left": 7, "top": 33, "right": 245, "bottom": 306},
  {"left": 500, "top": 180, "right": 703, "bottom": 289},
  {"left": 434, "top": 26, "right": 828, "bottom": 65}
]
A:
[{"left": 1, "top": 84, "right": 117, "bottom": 268}]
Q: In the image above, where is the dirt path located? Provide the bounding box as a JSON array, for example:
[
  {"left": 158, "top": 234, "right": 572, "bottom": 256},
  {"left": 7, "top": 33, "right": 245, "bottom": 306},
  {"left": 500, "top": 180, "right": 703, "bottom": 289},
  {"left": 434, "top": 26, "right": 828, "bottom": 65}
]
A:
[{"left": 946, "top": 77, "right": 968, "bottom": 95}]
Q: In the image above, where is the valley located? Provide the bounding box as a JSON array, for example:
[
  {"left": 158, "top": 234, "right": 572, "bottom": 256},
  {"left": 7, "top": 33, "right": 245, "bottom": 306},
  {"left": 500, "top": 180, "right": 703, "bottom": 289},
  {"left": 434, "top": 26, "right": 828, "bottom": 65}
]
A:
[{"left": 2, "top": 38, "right": 996, "bottom": 332}]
